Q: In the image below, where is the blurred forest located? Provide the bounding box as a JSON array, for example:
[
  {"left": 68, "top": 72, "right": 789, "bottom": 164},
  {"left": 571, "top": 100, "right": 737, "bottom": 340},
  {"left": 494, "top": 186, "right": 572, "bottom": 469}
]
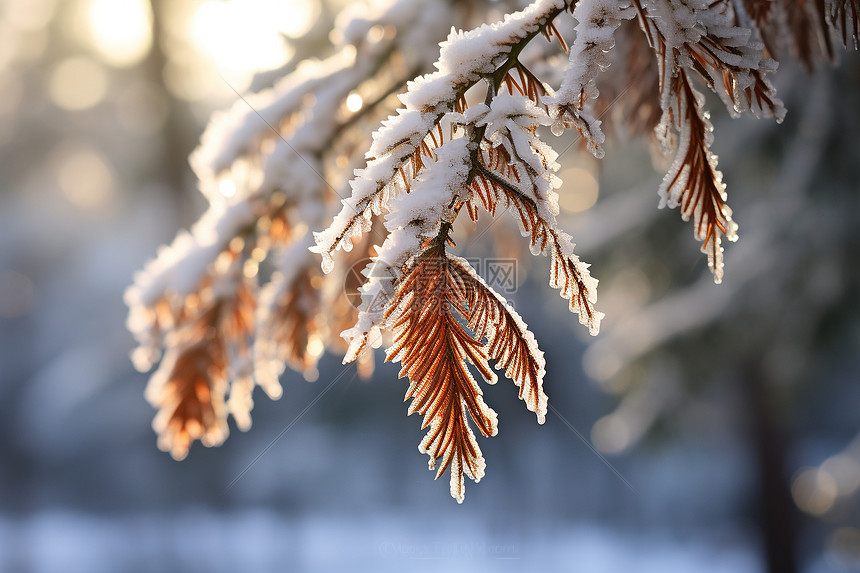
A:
[{"left": 0, "top": 0, "right": 857, "bottom": 572}]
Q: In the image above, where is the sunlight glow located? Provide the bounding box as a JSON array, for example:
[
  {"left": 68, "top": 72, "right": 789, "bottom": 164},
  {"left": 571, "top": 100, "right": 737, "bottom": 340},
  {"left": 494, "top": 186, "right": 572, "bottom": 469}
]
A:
[
  {"left": 190, "top": 0, "right": 305, "bottom": 84},
  {"left": 256, "top": 0, "right": 319, "bottom": 38},
  {"left": 87, "top": 0, "right": 152, "bottom": 67}
]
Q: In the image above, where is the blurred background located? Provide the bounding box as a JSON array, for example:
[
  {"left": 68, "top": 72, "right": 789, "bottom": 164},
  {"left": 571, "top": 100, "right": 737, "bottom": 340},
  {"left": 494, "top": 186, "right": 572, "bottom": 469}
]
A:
[{"left": 0, "top": 0, "right": 858, "bottom": 571}]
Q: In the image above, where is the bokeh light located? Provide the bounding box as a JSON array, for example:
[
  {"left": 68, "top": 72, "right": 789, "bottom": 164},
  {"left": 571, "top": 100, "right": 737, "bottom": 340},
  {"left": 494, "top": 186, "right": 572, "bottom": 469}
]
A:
[
  {"left": 591, "top": 413, "right": 631, "bottom": 454},
  {"left": 86, "top": 0, "right": 152, "bottom": 68},
  {"left": 303, "top": 367, "right": 319, "bottom": 382},
  {"left": 49, "top": 57, "right": 109, "bottom": 111},
  {"left": 558, "top": 166, "right": 599, "bottom": 213},
  {"left": 219, "top": 179, "right": 237, "bottom": 198},
  {"left": 55, "top": 144, "right": 116, "bottom": 211},
  {"left": 821, "top": 454, "right": 860, "bottom": 497},
  {"left": 792, "top": 466, "right": 838, "bottom": 516},
  {"left": 345, "top": 92, "right": 363, "bottom": 112},
  {"left": 307, "top": 335, "right": 325, "bottom": 358}
]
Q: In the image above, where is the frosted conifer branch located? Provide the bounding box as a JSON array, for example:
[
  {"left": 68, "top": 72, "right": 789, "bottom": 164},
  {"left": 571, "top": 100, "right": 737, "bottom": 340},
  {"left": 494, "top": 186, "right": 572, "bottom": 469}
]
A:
[
  {"left": 471, "top": 93, "right": 604, "bottom": 333},
  {"left": 126, "top": 0, "right": 859, "bottom": 500},
  {"left": 254, "top": 232, "right": 324, "bottom": 388},
  {"left": 658, "top": 70, "right": 738, "bottom": 283},
  {"left": 127, "top": 0, "right": 452, "bottom": 458},
  {"left": 142, "top": 254, "right": 256, "bottom": 460},
  {"left": 637, "top": 0, "right": 786, "bottom": 122},
  {"left": 545, "top": 0, "right": 636, "bottom": 158},
  {"left": 328, "top": 5, "right": 604, "bottom": 499},
  {"left": 631, "top": 0, "right": 785, "bottom": 281},
  {"left": 312, "top": 0, "right": 571, "bottom": 270},
  {"left": 744, "top": 0, "right": 858, "bottom": 69},
  {"left": 383, "top": 241, "right": 549, "bottom": 502}
]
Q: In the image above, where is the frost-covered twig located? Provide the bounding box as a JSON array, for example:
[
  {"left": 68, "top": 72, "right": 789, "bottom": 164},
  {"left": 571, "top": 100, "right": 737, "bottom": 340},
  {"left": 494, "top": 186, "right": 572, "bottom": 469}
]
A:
[
  {"left": 127, "top": 0, "right": 453, "bottom": 460},
  {"left": 321, "top": 2, "right": 605, "bottom": 500},
  {"left": 127, "top": 0, "right": 858, "bottom": 499}
]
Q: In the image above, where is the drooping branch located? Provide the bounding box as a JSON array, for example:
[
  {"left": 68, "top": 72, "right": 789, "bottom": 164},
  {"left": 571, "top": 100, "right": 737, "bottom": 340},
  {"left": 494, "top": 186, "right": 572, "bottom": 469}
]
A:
[
  {"left": 469, "top": 94, "right": 603, "bottom": 332},
  {"left": 545, "top": 0, "right": 636, "bottom": 157},
  {"left": 630, "top": 0, "right": 778, "bottom": 281},
  {"left": 385, "top": 242, "right": 498, "bottom": 503},
  {"left": 659, "top": 70, "right": 738, "bottom": 283},
  {"left": 126, "top": 0, "right": 456, "bottom": 457},
  {"left": 385, "top": 238, "right": 547, "bottom": 502},
  {"left": 126, "top": 0, "right": 860, "bottom": 504}
]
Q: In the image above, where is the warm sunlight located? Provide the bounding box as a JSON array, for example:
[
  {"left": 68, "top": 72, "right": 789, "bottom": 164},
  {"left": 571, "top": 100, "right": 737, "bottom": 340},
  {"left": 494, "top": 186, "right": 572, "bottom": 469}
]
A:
[
  {"left": 189, "top": 0, "right": 318, "bottom": 84},
  {"left": 87, "top": 0, "right": 153, "bottom": 67},
  {"left": 255, "top": 0, "right": 319, "bottom": 38},
  {"left": 5, "top": 1, "right": 859, "bottom": 570}
]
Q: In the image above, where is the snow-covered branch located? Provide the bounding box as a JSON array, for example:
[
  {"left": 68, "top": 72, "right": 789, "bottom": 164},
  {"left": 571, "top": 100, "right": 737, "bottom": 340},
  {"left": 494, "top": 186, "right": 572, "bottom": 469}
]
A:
[{"left": 126, "top": 0, "right": 858, "bottom": 501}]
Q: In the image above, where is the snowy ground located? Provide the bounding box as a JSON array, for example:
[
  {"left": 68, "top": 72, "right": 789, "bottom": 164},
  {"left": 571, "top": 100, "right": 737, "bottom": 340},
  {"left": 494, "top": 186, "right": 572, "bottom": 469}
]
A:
[{"left": 0, "top": 510, "right": 761, "bottom": 573}]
